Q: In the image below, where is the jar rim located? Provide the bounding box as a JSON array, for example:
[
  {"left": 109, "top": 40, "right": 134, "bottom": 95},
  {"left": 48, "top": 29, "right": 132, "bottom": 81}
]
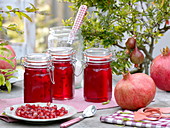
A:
[
  {"left": 48, "top": 47, "right": 75, "bottom": 56},
  {"left": 22, "top": 53, "right": 52, "bottom": 67},
  {"left": 84, "top": 48, "right": 112, "bottom": 58},
  {"left": 25, "top": 53, "right": 51, "bottom": 62},
  {"left": 49, "top": 26, "right": 81, "bottom": 36},
  {"left": 49, "top": 26, "right": 72, "bottom": 31},
  {"left": 83, "top": 48, "right": 112, "bottom": 63}
]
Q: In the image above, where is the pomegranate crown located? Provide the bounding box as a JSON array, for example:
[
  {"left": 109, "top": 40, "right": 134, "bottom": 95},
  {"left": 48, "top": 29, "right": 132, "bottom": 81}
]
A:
[
  {"left": 161, "top": 46, "right": 170, "bottom": 56},
  {"left": 122, "top": 72, "right": 131, "bottom": 80}
]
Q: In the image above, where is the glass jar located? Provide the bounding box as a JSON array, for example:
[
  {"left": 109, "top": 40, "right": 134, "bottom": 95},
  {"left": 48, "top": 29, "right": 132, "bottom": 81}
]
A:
[
  {"left": 83, "top": 48, "right": 112, "bottom": 103},
  {"left": 48, "top": 26, "right": 83, "bottom": 89},
  {"left": 21, "top": 53, "right": 54, "bottom": 103},
  {"left": 48, "top": 47, "right": 75, "bottom": 100}
]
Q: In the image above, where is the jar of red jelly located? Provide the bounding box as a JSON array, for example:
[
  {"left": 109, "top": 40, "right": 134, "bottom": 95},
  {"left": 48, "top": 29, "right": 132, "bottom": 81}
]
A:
[
  {"left": 48, "top": 47, "right": 75, "bottom": 100},
  {"left": 21, "top": 53, "right": 54, "bottom": 103},
  {"left": 83, "top": 48, "right": 112, "bottom": 103},
  {"left": 48, "top": 26, "right": 83, "bottom": 89}
]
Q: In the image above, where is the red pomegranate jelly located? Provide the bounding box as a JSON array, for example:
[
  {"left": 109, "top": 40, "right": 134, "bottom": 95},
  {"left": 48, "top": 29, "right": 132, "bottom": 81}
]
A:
[
  {"left": 52, "top": 60, "right": 74, "bottom": 99},
  {"left": 48, "top": 47, "right": 75, "bottom": 100},
  {"left": 84, "top": 48, "right": 112, "bottom": 102},
  {"left": 24, "top": 68, "right": 52, "bottom": 103},
  {"left": 22, "top": 53, "right": 53, "bottom": 103}
]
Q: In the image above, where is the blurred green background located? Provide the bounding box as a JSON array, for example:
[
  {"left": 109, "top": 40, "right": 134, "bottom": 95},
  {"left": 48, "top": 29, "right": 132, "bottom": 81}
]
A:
[{"left": 3, "top": 0, "right": 73, "bottom": 53}]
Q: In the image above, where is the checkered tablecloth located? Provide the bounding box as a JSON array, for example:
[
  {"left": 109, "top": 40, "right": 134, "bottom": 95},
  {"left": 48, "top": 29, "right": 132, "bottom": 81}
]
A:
[{"left": 100, "top": 110, "right": 170, "bottom": 128}]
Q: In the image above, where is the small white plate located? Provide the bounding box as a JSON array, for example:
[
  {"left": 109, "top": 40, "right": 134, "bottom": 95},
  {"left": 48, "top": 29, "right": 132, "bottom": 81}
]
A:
[{"left": 4, "top": 103, "right": 77, "bottom": 122}]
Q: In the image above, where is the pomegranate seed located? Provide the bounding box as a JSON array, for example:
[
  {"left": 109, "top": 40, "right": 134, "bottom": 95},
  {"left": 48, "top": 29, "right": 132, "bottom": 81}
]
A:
[
  {"left": 47, "top": 102, "right": 51, "bottom": 106},
  {"left": 46, "top": 112, "right": 50, "bottom": 116},
  {"left": 51, "top": 115, "right": 54, "bottom": 119},
  {"left": 59, "top": 112, "right": 65, "bottom": 117},
  {"left": 39, "top": 112, "right": 44, "bottom": 116},
  {"left": 64, "top": 110, "right": 68, "bottom": 114},
  {"left": 60, "top": 107, "right": 65, "bottom": 111},
  {"left": 54, "top": 115, "right": 57, "bottom": 118},
  {"left": 40, "top": 116, "right": 45, "bottom": 119},
  {"left": 15, "top": 103, "right": 68, "bottom": 119},
  {"left": 26, "top": 104, "right": 30, "bottom": 107},
  {"left": 10, "top": 107, "right": 14, "bottom": 111},
  {"left": 53, "top": 105, "right": 57, "bottom": 109}
]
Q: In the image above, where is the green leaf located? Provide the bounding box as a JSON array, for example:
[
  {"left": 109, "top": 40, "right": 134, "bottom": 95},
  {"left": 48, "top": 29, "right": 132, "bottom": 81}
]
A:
[
  {"left": 38, "top": 11, "right": 50, "bottom": 15},
  {"left": 7, "top": 24, "right": 17, "bottom": 30},
  {"left": 7, "top": 24, "right": 23, "bottom": 34},
  {"left": 5, "top": 80, "right": 11, "bottom": 93},
  {"left": 102, "top": 100, "right": 110, "bottom": 105},
  {"left": 25, "top": 3, "right": 39, "bottom": 13},
  {"left": 20, "top": 12, "right": 32, "bottom": 22},
  {"left": 6, "top": 6, "right": 12, "bottom": 10},
  {"left": 120, "top": 112, "right": 132, "bottom": 114},
  {"left": 0, "top": 40, "right": 9, "bottom": 46},
  {"left": 2, "top": 112, "right": 6, "bottom": 115},
  {"left": 29, "top": 3, "right": 38, "bottom": 11},
  {"left": 25, "top": 7, "right": 36, "bottom": 12},
  {"left": 5, "top": 70, "right": 17, "bottom": 76},
  {"left": 122, "top": 118, "right": 130, "bottom": 121},
  {"left": 6, "top": 75, "right": 18, "bottom": 80},
  {"left": 0, "top": 47, "right": 12, "bottom": 57},
  {"left": 0, "top": 74, "right": 5, "bottom": 86},
  {"left": 15, "top": 12, "right": 22, "bottom": 20},
  {"left": 0, "top": 69, "right": 11, "bottom": 73},
  {"left": 0, "top": 57, "right": 15, "bottom": 67},
  {"left": 10, "top": 57, "right": 16, "bottom": 60}
]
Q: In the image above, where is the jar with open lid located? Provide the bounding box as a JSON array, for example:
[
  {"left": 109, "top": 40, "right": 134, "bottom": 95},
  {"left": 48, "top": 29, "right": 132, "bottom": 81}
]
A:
[
  {"left": 83, "top": 48, "right": 112, "bottom": 103},
  {"left": 48, "top": 47, "right": 75, "bottom": 100},
  {"left": 21, "top": 53, "right": 54, "bottom": 103},
  {"left": 48, "top": 26, "right": 83, "bottom": 89}
]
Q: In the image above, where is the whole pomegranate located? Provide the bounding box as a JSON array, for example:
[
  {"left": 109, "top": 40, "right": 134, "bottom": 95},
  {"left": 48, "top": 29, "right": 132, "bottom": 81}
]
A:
[
  {"left": 0, "top": 43, "right": 17, "bottom": 70},
  {"left": 114, "top": 72, "right": 156, "bottom": 110},
  {"left": 125, "top": 37, "right": 136, "bottom": 50},
  {"left": 125, "top": 37, "right": 136, "bottom": 54},
  {"left": 130, "top": 47, "right": 144, "bottom": 67},
  {"left": 150, "top": 47, "right": 170, "bottom": 91}
]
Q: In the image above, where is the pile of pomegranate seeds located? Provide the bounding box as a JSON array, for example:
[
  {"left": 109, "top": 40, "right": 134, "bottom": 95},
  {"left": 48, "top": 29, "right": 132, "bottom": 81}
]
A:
[{"left": 11, "top": 103, "right": 68, "bottom": 119}]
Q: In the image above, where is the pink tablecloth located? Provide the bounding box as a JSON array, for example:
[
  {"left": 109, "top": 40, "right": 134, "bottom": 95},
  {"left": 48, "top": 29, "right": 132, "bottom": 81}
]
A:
[{"left": 0, "top": 88, "right": 118, "bottom": 113}]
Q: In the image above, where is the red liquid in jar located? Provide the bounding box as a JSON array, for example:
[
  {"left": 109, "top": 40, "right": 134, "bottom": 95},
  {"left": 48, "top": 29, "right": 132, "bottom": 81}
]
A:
[
  {"left": 24, "top": 68, "right": 52, "bottom": 103},
  {"left": 52, "top": 61, "right": 74, "bottom": 100},
  {"left": 84, "top": 62, "right": 112, "bottom": 102}
]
